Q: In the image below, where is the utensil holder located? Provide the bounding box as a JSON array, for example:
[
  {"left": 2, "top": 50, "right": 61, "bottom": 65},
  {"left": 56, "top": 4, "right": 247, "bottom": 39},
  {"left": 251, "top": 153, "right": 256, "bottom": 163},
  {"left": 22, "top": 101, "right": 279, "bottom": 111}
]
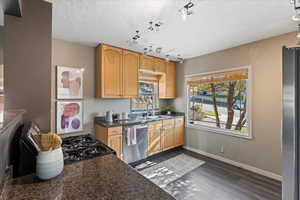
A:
[{"left": 36, "top": 147, "right": 64, "bottom": 180}]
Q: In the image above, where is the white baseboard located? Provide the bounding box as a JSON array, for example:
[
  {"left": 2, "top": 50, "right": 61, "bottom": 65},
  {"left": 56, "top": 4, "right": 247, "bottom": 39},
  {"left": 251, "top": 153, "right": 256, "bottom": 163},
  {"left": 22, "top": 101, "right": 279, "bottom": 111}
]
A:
[{"left": 183, "top": 146, "right": 282, "bottom": 182}]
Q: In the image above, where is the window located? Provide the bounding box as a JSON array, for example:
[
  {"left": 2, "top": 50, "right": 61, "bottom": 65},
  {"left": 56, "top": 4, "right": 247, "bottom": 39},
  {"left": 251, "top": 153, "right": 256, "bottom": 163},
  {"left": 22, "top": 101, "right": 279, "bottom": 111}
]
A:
[
  {"left": 131, "top": 82, "right": 159, "bottom": 112},
  {"left": 186, "top": 67, "right": 251, "bottom": 138}
]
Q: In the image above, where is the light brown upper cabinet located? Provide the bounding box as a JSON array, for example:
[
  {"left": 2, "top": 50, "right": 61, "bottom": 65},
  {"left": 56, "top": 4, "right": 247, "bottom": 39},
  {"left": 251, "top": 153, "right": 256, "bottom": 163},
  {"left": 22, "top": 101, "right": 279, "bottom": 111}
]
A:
[
  {"left": 123, "top": 50, "right": 139, "bottom": 98},
  {"left": 140, "top": 55, "right": 154, "bottom": 71},
  {"left": 96, "top": 44, "right": 123, "bottom": 98},
  {"left": 153, "top": 58, "right": 166, "bottom": 73},
  {"left": 96, "top": 44, "right": 139, "bottom": 98},
  {"left": 165, "top": 61, "right": 176, "bottom": 98},
  {"left": 96, "top": 44, "right": 176, "bottom": 99},
  {"left": 159, "top": 61, "right": 176, "bottom": 99}
]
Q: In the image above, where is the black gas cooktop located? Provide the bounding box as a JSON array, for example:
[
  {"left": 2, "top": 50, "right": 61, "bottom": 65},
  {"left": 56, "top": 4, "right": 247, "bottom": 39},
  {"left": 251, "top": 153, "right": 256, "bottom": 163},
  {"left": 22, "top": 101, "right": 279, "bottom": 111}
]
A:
[{"left": 62, "top": 134, "right": 115, "bottom": 165}]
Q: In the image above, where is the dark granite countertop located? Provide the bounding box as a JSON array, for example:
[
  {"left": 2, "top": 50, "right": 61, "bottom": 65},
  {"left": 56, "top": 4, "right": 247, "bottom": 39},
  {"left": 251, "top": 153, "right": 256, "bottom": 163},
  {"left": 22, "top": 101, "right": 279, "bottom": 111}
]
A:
[
  {"left": 95, "top": 114, "right": 185, "bottom": 128},
  {"left": 3, "top": 154, "right": 175, "bottom": 200}
]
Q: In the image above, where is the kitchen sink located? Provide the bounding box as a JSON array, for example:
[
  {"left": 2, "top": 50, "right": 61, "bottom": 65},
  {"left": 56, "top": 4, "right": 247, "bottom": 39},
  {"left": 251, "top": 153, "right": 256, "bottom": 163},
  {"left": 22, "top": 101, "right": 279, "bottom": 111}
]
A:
[
  {"left": 143, "top": 115, "right": 171, "bottom": 120},
  {"left": 135, "top": 115, "right": 172, "bottom": 123}
]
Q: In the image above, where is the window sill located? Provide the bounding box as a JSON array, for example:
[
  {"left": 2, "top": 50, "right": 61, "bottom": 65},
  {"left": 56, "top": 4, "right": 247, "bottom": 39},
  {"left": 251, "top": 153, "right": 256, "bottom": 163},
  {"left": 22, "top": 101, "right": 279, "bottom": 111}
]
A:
[{"left": 186, "top": 123, "right": 252, "bottom": 140}]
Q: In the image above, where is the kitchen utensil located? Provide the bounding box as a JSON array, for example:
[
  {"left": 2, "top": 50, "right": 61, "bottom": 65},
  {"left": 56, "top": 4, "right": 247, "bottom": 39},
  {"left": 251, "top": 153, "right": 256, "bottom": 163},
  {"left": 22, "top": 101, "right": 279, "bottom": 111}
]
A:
[
  {"left": 40, "top": 133, "right": 54, "bottom": 151},
  {"left": 113, "top": 113, "right": 120, "bottom": 121},
  {"left": 105, "top": 111, "right": 113, "bottom": 122},
  {"left": 51, "top": 134, "right": 62, "bottom": 150},
  {"left": 122, "top": 112, "right": 129, "bottom": 120}
]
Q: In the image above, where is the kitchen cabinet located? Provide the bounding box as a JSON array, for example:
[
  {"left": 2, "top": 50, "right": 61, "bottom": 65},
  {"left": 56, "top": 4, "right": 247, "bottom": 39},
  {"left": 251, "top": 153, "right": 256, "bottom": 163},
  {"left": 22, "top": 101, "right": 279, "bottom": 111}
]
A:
[
  {"left": 159, "top": 61, "right": 176, "bottom": 99},
  {"left": 162, "top": 119, "right": 175, "bottom": 151},
  {"left": 96, "top": 125, "right": 123, "bottom": 159},
  {"left": 174, "top": 117, "right": 184, "bottom": 146},
  {"left": 153, "top": 58, "right": 166, "bottom": 73},
  {"left": 166, "top": 62, "right": 176, "bottom": 98},
  {"left": 148, "top": 121, "right": 163, "bottom": 156},
  {"left": 108, "top": 134, "right": 123, "bottom": 158},
  {"left": 96, "top": 44, "right": 139, "bottom": 98},
  {"left": 96, "top": 44, "right": 123, "bottom": 98},
  {"left": 96, "top": 44, "right": 177, "bottom": 99},
  {"left": 140, "top": 55, "right": 154, "bottom": 71},
  {"left": 123, "top": 50, "right": 139, "bottom": 98}
]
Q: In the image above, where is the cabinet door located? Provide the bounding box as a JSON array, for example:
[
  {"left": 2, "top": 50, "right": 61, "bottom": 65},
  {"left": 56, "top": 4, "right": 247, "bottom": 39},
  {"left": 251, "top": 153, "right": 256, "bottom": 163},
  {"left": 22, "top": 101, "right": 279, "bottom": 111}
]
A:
[
  {"left": 159, "top": 74, "right": 166, "bottom": 99},
  {"left": 162, "top": 119, "right": 175, "bottom": 151},
  {"left": 123, "top": 50, "right": 139, "bottom": 98},
  {"left": 108, "top": 134, "right": 123, "bottom": 159},
  {"left": 166, "top": 62, "right": 176, "bottom": 98},
  {"left": 174, "top": 117, "right": 184, "bottom": 147},
  {"left": 101, "top": 45, "right": 123, "bottom": 98},
  {"left": 148, "top": 121, "right": 162, "bottom": 155},
  {"left": 140, "top": 55, "right": 154, "bottom": 71},
  {"left": 153, "top": 58, "right": 166, "bottom": 73}
]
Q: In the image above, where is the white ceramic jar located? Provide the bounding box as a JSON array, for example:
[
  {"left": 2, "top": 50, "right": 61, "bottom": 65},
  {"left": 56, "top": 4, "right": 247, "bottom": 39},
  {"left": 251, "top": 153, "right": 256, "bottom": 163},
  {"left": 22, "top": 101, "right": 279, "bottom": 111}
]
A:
[{"left": 36, "top": 147, "right": 64, "bottom": 180}]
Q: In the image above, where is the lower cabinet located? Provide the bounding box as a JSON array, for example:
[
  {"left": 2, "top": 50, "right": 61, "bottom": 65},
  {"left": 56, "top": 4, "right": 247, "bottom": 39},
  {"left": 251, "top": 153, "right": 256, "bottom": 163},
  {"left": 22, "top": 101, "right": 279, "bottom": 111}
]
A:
[
  {"left": 107, "top": 134, "right": 123, "bottom": 158},
  {"left": 95, "top": 125, "right": 123, "bottom": 159},
  {"left": 148, "top": 121, "right": 163, "bottom": 156},
  {"left": 174, "top": 117, "right": 184, "bottom": 146},
  {"left": 162, "top": 119, "right": 175, "bottom": 151},
  {"left": 148, "top": 117, "right": 185, "bottom": 156},
  {"left": 96, "top": 117, "right": 184, "bottom": 160}
]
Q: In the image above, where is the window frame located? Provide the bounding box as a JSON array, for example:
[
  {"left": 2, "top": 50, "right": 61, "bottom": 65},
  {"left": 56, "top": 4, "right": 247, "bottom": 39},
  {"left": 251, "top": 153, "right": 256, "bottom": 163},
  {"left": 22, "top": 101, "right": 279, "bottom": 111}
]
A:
[{"left": 185, "top": 66, "right": 252, "bottom": 139}]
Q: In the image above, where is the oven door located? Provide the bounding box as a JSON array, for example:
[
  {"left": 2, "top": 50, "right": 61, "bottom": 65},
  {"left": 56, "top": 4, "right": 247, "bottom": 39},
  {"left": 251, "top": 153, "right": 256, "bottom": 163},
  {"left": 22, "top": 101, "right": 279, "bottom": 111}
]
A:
[{"left": 122, "top": 124, "right": 148, "bottom": 164}]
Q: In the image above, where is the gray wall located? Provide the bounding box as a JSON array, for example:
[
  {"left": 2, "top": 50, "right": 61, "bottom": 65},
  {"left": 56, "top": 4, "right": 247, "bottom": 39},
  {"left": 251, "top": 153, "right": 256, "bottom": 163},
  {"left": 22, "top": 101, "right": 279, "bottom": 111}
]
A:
[
  {"left": 51, "top": 39, "right": 131, "bottom": 135},
  {"left": 4, "top": 0, "right": 52, "bottom": 131},
  {"left": 51, "top": 39, "right": 170, "bottom": 136},
  {"left": 0, "top": 26, "right": 3, "bottom": 65},
  {"left": 172, "top": 32, "right": 297, "bottom": 175}
]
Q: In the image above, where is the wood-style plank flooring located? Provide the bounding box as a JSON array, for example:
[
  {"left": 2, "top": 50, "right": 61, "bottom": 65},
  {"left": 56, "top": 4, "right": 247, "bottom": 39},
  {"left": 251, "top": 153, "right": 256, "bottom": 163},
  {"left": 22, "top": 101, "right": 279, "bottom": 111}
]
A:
[{"left": 133, "top": 148, "right": 282, "bottom": 200}]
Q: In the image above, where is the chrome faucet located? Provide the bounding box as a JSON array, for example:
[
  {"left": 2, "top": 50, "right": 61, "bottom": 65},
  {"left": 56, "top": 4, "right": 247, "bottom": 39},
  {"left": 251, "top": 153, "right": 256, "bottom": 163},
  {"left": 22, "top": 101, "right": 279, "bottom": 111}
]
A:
[{"left": 145, "top": 95, "right": 155, "bottom": 117}]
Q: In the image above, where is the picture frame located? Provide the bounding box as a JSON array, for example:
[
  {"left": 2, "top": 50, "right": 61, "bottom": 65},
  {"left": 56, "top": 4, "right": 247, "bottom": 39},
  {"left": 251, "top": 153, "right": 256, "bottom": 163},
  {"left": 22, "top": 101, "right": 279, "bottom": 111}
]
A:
[
  {"left": 56, "top": 101, "right": 83, "bottom": 134},
  {"left": 56, "top": 66, "right": 83, "bottom": 99}
]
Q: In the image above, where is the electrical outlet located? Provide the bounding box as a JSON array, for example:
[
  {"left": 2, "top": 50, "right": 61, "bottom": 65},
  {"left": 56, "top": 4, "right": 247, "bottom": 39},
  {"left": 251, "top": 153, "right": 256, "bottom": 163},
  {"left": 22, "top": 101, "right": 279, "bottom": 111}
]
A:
[{"left": 220, "top": 145, "right": 224, "bottom": 153}]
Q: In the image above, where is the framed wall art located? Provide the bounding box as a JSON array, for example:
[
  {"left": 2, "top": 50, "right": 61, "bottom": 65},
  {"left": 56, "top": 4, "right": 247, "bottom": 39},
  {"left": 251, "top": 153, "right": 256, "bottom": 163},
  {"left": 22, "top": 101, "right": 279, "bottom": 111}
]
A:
[
  {"left": 56, "top": 101, "right": 83, "bottom": 134},
  {"left": 57, "top": 66, "right": 83, "bottom": 99}
]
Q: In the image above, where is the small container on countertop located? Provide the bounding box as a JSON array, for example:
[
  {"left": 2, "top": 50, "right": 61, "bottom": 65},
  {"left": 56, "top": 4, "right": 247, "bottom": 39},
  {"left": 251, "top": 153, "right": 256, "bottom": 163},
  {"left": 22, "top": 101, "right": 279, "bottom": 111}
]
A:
[{"left": 36, "top": 147, "right": 64, "bottom": 180}]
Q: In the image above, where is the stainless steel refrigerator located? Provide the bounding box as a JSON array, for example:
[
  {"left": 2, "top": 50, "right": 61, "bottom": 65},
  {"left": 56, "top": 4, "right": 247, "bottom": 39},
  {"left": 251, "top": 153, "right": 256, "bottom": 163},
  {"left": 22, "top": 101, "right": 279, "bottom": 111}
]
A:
[{"left": 283, "top": 46, "right": 300, "bottom": 200}]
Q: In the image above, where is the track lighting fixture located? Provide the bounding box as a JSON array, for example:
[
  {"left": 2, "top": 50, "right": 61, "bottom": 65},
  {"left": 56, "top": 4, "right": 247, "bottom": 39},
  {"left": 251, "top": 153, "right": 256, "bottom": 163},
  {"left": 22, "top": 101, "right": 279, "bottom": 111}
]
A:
[
  {"left": 165, "top": 55, "right": 170, "bottom": 62},
  {"left": 143, "top": 48, "right": 148, "bottom": 55},
  {"left": 291, "top": 0, "right": 300, "bottom": 42},
  {"left": 177, "top": 55, "right": 184, "bottom": 64},
  {"left": 179, "top": 0, "right": 195, "bottom": 21},
  {"left": 155, "top": 47, "right": 162, "bottom": 54},
  {"left": 148, "top": 21, "right": 163, "bottom": 32},
  {"left": 132, "top": 30, "right": 141, "bottom": 41},
  {"left": 297, "top": 24, "right": 300, "bottom": 39}
]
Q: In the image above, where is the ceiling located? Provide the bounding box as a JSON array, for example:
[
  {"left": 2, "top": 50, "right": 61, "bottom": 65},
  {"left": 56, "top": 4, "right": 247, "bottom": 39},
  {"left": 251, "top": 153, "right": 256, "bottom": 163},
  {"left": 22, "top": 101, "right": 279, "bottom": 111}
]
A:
[{"left": 46, "top": 0, "right": 296, "bottom": 59}]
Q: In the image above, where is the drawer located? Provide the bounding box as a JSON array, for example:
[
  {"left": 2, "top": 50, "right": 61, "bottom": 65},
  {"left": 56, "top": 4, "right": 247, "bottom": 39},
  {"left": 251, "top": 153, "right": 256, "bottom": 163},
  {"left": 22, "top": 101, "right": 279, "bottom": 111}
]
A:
[
  {"left": 163, "top": 119, "right": 175, "bottom": 129},
  {"left": 108, "top": 126, "right": 122, "bottom": 136}
]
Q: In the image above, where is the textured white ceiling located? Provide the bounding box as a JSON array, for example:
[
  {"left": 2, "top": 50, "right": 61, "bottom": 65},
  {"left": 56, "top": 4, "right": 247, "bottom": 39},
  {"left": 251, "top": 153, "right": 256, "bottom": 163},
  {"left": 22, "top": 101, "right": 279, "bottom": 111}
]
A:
[{"left": 46, "top": 0, "right": 296, "bottom": 59}]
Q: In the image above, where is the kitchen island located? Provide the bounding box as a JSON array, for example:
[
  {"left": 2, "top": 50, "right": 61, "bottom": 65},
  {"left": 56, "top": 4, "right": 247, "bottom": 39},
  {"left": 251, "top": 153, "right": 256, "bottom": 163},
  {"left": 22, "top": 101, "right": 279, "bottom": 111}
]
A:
[{"left": 2, "top": 154, "right": 175, "bottom": 200}]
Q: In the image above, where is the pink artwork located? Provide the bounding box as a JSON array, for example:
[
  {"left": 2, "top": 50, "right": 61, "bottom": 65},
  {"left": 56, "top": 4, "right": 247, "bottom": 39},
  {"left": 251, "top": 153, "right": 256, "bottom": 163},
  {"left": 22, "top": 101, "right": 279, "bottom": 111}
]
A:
[
  {"left": 56, "top": 101, "right": 83, "bottom": 134},
  {"left": 57, "top": 66, "right": 83, "bottom": 99}
]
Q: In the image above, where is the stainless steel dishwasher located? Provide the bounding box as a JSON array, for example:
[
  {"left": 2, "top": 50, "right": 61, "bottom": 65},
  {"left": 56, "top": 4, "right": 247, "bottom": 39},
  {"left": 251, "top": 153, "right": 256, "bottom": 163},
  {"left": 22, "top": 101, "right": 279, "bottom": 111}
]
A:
[{"left": 123, "top": 124, "right": 148, "bottom": 164}]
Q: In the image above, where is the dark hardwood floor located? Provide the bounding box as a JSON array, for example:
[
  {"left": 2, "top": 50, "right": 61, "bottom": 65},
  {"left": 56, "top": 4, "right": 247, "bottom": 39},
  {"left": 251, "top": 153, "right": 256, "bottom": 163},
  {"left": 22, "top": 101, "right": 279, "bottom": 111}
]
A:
[{"left": 133, "top": 148, "right": 282, "bottom": 200}]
